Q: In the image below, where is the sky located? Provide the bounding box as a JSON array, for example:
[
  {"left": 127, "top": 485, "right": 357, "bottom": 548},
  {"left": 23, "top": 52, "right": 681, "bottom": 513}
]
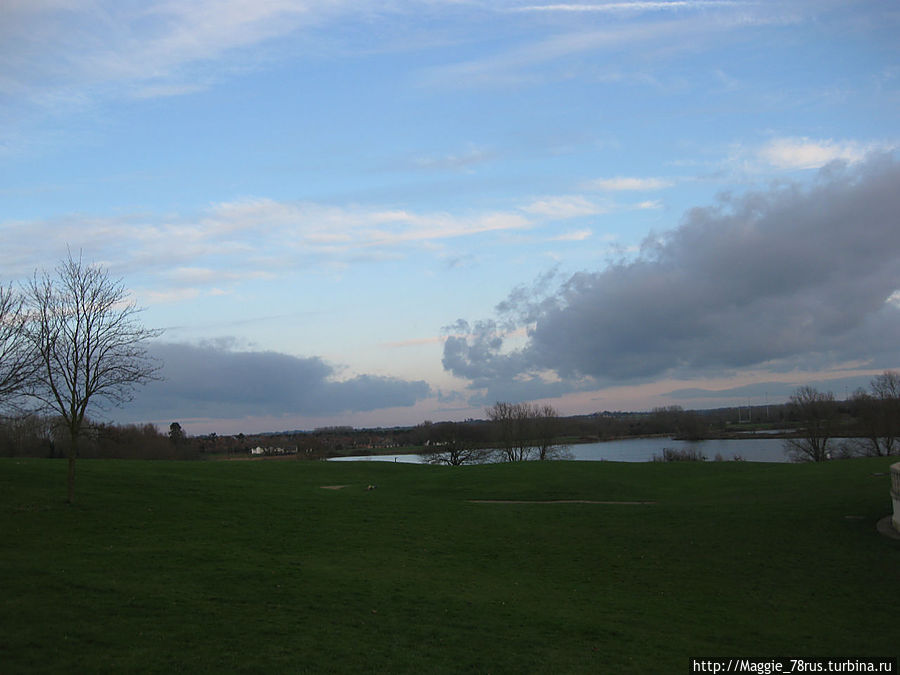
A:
[{"left": 2, "top": 0, "right": 899, "bottom": 434}]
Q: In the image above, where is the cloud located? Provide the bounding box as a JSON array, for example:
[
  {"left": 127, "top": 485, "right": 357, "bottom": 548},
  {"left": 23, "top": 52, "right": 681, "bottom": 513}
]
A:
[
  {"left": 0, "top": 0, "right": 346, "bottom": 103},
  {"left": 758, "top": 137, "right": 893, "bottom": 170},
  {"left": 442, "top": 321, "right": 580, "bottom": 403},
  {"left": 0, "top": 198, "right": 533, "bottom": 297},
  {"left": 380, "top": 336, "right": 444, "bottom": 349},
  {"left": 208, "top": 198, "right": 532, "bottom": 248},
  {"left": 636, "top": 200, "right": 663, "bottom": 210},
  {"left": 443, "top": 154, "right": 900, "bottom": 402},
  {"left": 121, "top": 341, "right": 431, "bottom": 422},
  {"left": 585, "top": 176, "right": 673, "bottom": 191},
  {"left": 667, "top": 382, "right": 797, "bottom": 401},
  {"left": 521, "top": 195, "right": 604, "bottom": 218},
  {"left": 411, "top": 144, "right": 497, "bottom": 171},
  {"left": 420, "top": 20, "right": 678, "bottom": 87},
  {"left": 513, "top": 2, "right": 743, "bottom": 14},
  {"left": 666, "top": 372, "right": 881, "bottom": 403},
  {"left": 419, "top": 7, "right": 785, "bottom": 88},
  {"left": 551, "top": 229, "right": 593, "bottom": 241}
]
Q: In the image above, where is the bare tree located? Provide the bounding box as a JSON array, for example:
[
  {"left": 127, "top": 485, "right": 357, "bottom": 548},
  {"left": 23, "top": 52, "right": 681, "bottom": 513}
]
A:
[
  {"left": 784, "top": 386, "right": 836, "bottom": 462},
  {"left": 532, "top": 403, "right": 571, "bottom": 460},
  {"left": 25, "top": 253, "right": 163, "bottom": 503},
  {"left": 852, "top": 371, "right": 900, "bottom": 456},
  {"left": 487, "top": 401, "right": 569, "bottom": 461},
  {"left": 420, "top": 421, "right": 490, "bottom": 466},
  {"left": 0, "top": 282, "right": 36, "bottom": 410},
  {"left": 488, "top": 401, "right": 533, "bottom": 461}
]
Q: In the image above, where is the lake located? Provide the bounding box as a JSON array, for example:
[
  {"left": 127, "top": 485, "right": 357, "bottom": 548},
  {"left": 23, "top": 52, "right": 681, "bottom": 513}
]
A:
[{"left": 329, "top": 436, "right": 795, "bottom": 464}]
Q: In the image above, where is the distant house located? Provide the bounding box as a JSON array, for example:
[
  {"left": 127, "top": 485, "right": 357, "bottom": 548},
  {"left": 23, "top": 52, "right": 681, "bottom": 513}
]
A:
[{"left": 249, "top": 446, "right": 296, "bottom": 456}]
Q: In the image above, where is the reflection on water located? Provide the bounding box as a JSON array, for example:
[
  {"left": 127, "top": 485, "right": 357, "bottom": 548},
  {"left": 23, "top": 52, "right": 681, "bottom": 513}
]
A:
[
  {"left": 568, "top": 437, "right": 789, "bottom": 462},
  {"left": 329, "top": 437, "right": 793, "bottom": 464},
  {"left": 329, "top": 454, "right": 426, "bottom": 464}
]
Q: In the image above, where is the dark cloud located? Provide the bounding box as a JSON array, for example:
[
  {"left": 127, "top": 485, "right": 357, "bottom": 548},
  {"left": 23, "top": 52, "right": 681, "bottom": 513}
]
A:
[
  {"left": 444, "top": 155, "right": 900, "bottom": 401},
  {"left": 667, "top": 374, "right": 877, "bottom": 404},
  {"left": 442, "top": 320, "right": 583, "bottom": 404},
  {"left": 119, "top": 341, "right": 430, "bottom": 422}
]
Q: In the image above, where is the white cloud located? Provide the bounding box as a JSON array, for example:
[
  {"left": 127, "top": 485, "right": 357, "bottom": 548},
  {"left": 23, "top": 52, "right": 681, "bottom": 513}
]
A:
[
  {"left": 0, "top": 197, "right": 535, "bottom": 302},
  {"left": 585, "top": 176, "right": 673, "bottom": 191},
  {"left": 551, "top": 229, "right": 593, "bottom": 241},
  {"left": 411, "top": 144, "right": 496, "bottom": 171},
  {"left": 130, "top": 82, "right": 207, "bottom": 99},
  {"left": 421, "top": 21, "right": 677, "bottom": 87},
  {"left": 513, "top": 2, "right": 743, "bottom": 13},
  {"left": 521, "top": 195, "right": 603, "bottom": 218},
  {"left": 207, "top": 199, "right": 532, "bottom": 246},
  {"left": 380, "top": 336, "right": 445, "bottom": 349},
  {"left": 166, "top": 266, "right": 272, "bottom": 285},
  {"left": 142, "top": 287, "right": 203, "bottom": 305},
  {"left": 635, "top": 200, "right": 663, "bottom": 209},
  {"left": 0, "top": 0, "right": 349, "bottom": 103},
  {"left": 758, "top": 137, "right": 892, "bottom": 170},
  {"left": 419, "top": 7, "right": 784, "bottom": 89}
]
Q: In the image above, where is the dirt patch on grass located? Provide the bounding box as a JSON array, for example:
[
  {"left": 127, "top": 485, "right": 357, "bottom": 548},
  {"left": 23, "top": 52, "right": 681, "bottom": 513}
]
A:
[
  {"left": 320, "top": 485, "right": 350, "bottom": 490},
  {"left": 467, "top": 499, "right": 656, "bottom": 505}
]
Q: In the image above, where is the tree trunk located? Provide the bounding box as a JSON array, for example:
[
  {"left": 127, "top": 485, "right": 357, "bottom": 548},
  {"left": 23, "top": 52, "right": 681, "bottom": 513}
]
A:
[
  {"left": 66, "top": 432, "right": 78, "bottom": 504},
  {"left": 67, "top": 454, "right": 76, "bottom": 504}
]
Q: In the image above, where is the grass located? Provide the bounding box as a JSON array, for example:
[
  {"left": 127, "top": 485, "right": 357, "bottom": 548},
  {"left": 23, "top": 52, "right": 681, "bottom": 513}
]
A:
[{"left": 1, "top": 457, "right": 898, "bottom": 673}]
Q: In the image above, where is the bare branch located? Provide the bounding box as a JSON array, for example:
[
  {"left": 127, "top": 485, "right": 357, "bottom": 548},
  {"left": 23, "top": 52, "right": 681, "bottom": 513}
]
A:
[
  {"left": 22, "top": 251, "right": 164, "bottom": 502},
  {"left": 783, "top": 386, "right": 836, "bottom": 462},
  {"left": 0, "top": 283, "right": 37, "bottom": 410}
]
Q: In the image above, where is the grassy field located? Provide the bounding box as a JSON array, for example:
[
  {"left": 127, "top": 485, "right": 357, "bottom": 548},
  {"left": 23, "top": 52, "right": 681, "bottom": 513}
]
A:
[{"left": 1, "top": 457, "right": 898, "bottom": 673}]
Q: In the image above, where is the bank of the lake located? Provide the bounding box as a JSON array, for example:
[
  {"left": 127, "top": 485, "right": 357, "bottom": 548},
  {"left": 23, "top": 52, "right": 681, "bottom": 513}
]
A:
[{"left": 330, "top": 436, "right": 794, "bottom": 463}]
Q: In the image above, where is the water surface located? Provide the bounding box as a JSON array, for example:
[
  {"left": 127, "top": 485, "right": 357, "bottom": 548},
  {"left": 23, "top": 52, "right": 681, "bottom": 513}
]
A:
[{"left": 329, "top": 436, "right": 793, "bottom": 464}]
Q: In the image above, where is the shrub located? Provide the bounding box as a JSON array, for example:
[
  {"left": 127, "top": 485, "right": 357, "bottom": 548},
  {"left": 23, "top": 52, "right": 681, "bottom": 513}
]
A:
[{"left": 652, "top": 447, "right": 706, "bottom": 462}]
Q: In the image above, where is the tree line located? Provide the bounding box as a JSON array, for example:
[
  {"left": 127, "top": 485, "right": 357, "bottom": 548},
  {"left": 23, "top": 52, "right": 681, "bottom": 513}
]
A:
[
  {"left": 783, "top": 373, "right": 900, "bottom": 462},
  {"left": 2, "top": 252, "right": 896, "bottom": 486},
  {"left": 416, "top": 401, "right": 572, "bottom": 466},
  {"left": 0, "top": 416, "right": 197, "bottom": 460},
  {"left": 4, "top": 374, "right": 897, "bottom": 470}
]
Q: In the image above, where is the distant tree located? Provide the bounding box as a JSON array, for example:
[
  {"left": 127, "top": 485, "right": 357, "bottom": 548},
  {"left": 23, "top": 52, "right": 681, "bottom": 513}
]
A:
[
  {"left": 24, "top": 252, "right": 163, "bottom": 502},
  {"left": 0, "top": 413, "right": 54, "bottom": 458},
  {"left": 851, "top": 371, "right": 900, "bottom": 456},
  {"left": 531, "top": 403, "right": 571, "bottom": 460},
  {"left": 0, "top": 283, "right": 36, "bottom": 410},
  {"left": 784, "top": 386, "right": 836, "bottom": 462},
  {"left": 486, "top": 401, "right": 569, "bottom": 462},
  {"left": 649, "top": 405, "right": 707, "bottom": 440},
  {"left": 169, "top": 422, "right": 186, "bottom": 447},
  {"left": 421, "top": 421, "right": 490, "bottom": 466},
  {"left": 488, "top": 401, "right": 533, "bottom": 462}
]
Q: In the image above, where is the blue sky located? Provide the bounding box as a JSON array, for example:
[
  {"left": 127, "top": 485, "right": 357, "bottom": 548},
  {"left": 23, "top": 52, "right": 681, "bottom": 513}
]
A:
[{"left": 2, "top": 0, "right": 899, "bottom": 434}]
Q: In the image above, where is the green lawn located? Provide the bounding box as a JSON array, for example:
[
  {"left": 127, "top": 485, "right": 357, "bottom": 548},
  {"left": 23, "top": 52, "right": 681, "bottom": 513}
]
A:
[{"left": 1, "top": 457, "right": 898, "bottom": 673}]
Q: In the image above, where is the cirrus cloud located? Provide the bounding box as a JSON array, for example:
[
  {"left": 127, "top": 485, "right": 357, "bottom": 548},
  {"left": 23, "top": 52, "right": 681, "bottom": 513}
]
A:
[
  {"left": 521, "top": 195, "right": 605, "bottom": 218},
  {"left": 584, "top": 176, "right": 673, "bottom": 191},
  {"left": 0, "top": 197, "right": 534, "bottom": 298}
]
